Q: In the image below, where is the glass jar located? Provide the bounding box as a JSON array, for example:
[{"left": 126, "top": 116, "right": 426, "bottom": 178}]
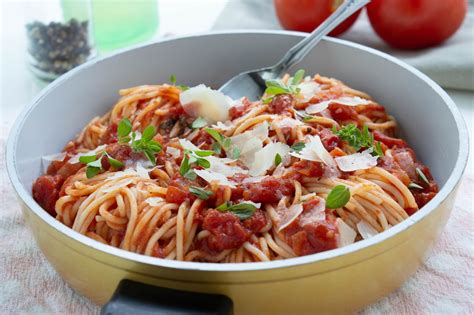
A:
[{"left": 25, "top": 0, "right": 95, "bottom": 81}]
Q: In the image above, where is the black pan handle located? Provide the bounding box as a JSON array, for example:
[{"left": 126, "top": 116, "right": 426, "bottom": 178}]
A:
[{"left": 101, "top": 279, "right": 233, "bottom": 315}]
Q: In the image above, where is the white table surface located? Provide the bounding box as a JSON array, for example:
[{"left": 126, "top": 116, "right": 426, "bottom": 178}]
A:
[{"left": 0, "top": 1, "right": 473, "bottom": 314}]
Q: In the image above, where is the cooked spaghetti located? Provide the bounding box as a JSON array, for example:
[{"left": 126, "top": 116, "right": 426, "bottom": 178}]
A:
[{"left": 32, "top": 72, "right": 439, "bottom": 262}]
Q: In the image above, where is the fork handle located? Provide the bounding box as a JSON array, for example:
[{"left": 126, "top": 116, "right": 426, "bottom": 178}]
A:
[{"left": 270, "top": 0, "right": 371, "bottom": 77}]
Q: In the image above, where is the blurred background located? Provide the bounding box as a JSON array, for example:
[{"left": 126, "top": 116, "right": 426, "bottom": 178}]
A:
[{"left": 0, "top": 0, "right": 473, "bottom": 313}]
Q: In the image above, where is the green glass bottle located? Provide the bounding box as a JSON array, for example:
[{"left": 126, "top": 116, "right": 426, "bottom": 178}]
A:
[{"left": 90, "top": 0, "right": 159, "bottom": 53}]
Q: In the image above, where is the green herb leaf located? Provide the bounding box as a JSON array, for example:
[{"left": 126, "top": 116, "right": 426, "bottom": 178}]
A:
[
  {"left": 231, "top": 146, "right": 240, "bottom": 159},
  {"left": 117, "top": 118, "right": 132, "bottom": 138},
  {"left": 303, "top": 115, "right": 314, "bottom": 122},
  {"left": 118, "top": 136, "right": 131, "bottom": 144},
  {"left": 189, "top": 186, "right": 213, "bottom": 200},
  {"left": 416, "top": 167, "right": 430, "bottom": 185},
  {"left": 79, "top": 154, "right": 97, "bottom": 164},
  {"left": 86, "top": 166, "right": 101, "bottom": 179},
  {"left": 291, "top": 142, "right": 305, "bottom": 152},
  {"left": 373, "top": 141, "right": 384, "bottom": 157},
  {"left": 143, "top": 150, "right": 156, "bottom": 165},
  {"left": 326, "top": 185, "right": 351, "bottom": 209},
  {"left": 265, "top": 86, "right": 289, "bottom": 95},
  {"left": 212, "top": 142, "right": 222, "bottom": 154},
  {"left": 184, "top": 170, "right": 197, "bottom": 180},
  {"left": 178, "top": 85, "right": 189, "bottom": 91},
  {"left": 274, "top": 153, "right": 282, "bottom": 166},
  {"left": 194, "top": 150, "right": 214, "bottom": 157},
  {"left": 291, "top": 69, "right": 305, "bottom": 86},
  {"left": 169, "top": 74, "right": 177, "bottom": 85},
  {"left": 192, "top": 117, "right": 208, "bottom": 129},
  {"left": 408, "top": 182, "right": 424, "bottom": 190},
  {"left": 205, "top": 128, "right": 223, "bottom": 143},
  {"left": 216, "top": 201, "right": 257, "bottom": 220},
  {"left": 107, "top": 155, "right": 124, "bottom": 168},
  {"left": 179, "top": 154, "right": 190, "bottom": 176},
  {"left": 262, "top": 97, "right": 273, "bottom": 104},
  {"left": 142, "top": 125, "right": 156, "bottom": 142},
  {"left": 196, "top": 158, "right": 210, "bottom": 169}
]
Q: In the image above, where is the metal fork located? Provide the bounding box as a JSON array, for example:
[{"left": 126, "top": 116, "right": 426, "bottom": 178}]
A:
[{"left": 218, "top": 0, "right": 370, "bottom": 101}]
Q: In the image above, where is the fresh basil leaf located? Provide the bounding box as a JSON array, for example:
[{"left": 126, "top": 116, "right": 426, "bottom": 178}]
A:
[
  {"left": 79, "top": 154, "right": 97, "bottom": 164},
  {"left": 416, "top": 168, "right": 430, "bottom": 185},
  {"left": 205, "top": 128, "right": 223, "bottom": 143},
  {"left": 222, "top": 138, "right": 232, "bottom": 150},
  {"left": 184, "top": 170, "right": 197, "bottom": 180},
  {"left": 216, "top": 202, "right": 230, "bottom": 211},
  {"left": 143, "top": 150, "right": 156, "bottom": 165},
  {"left": 197, "top": 158, "right": 210, "bottom": 169},
  {"left": 192, "top": 117, "right": 208, "bottom": 129},
  {"left": 87, "top": 158, "right": 103, "bottom": 168},
  {"left": 147, "top": 141, "right": 162, "bottom": 152},
  {"left": 274, "top": 153, "right": 282, "bottom": 166},
  {"left": 212, "top": 142, "right": 221, "bottom": 154},
  {"left": 373, "top": 141, "right": 384, "bottom": 157},
  {"left": 117, "top": 118, "right": 132, "bottom": 138},
  {"left": 303, "top": 115, "right": 314, "bottom": 122},
  {"left": 178, "top": 85, "right": 189, "bottom": 91},
  {"left": 142, "top": 125, "right": 156, "bottom": 142},
  {"left": 227, "top": 202, "right": 257, "bottom": 220},
  {"left": 188, "top": 155, "right": 197, "bottom": 164},
  {"left": 169, "top": 74, "right": 177, "bottom": 85},
  {"left": 107, "top": 156, "right": 124, "bottom": 168},
  {"left": 326, "top": 185, "right": 351, "bottom": 209},
  {"left": 194, "top": 150, "right": 214, "bottom": 157},
  {"left": 291, "top": 142, "right": 305, "bottom": 152},
  {"left": 291, "top": 69, "right": 305, "bottom": 86},
  {"left": 86, "top": 166, "right": 101, "bottom": 178},
  {"left": 179, "top": 154, "right": 190, "bottom": 176},
  {"left": 189, "top": 186, "right": 213, "bottom": 200},
  {"left": 265, "top": 86, "right": 289, "bottom": 95},
  {"left": 262, "top": 97, "right": 273, "bottom": 104},
  {"left": 118, "top": 136, "right": 131, "bottom": 144},
  {"left": 231, "top": 146, "right": 240, "bottom": 159},
  {"left": 408, "top": 182, "right": 423, "bottom": 190}
]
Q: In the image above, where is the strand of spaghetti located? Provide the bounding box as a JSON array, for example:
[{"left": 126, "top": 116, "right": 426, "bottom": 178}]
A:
[
  {"left": 353, "top": 196, "right": 389, "bottom": 230},
  {"left": 293, "top": 181, "right": 302, "bottom": 205},
  {"left": 144, "top": 216, "right": 178, "bottom": 256},
  {"left": 120, "top": 188, "right": 139, "bottom": 250},
  {"left": 233, "top": 114, "right": 274, "bottom": 135},
  {"left": 263, "top": 232, "right": 293, "bottom": 258},
  {"left": 365, "top": 167, "right": 417, "bottom": 209},
  {"left": 259, "top": 236, "right": 271, "bottom": 258},
  {"left": 175, "top": 201, "right": 190, "bottom": 261},
  {"left": 243, "top": 242, "right": 270, "bottom": 262}
]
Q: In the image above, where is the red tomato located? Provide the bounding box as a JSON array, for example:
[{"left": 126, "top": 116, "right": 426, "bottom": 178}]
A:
[
  {"left": 367, "top": 0, "right": 467, "bottom": 49},
  {"left": 274, "top": 0, "right": 362, "bottom": 36}
]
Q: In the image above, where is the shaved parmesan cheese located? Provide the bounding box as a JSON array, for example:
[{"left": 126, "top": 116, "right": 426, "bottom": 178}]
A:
[
  {"left": 305, "top": 96, "right": 371, "bottom": 114},
  {"left": 298, "top": 81, "right": 321, "bottom": 102},
  {"left": 335, "top": 149, "right": 378, "bottom": 172},
  {"left": 290, "top": 135, "right": 336, "bottom": 167},
  {"left": 41, "top": 152, "right": 66, "bottom": 173},
  {"left": 102, "top": 178, "right": 134, "bottom": 193},
  {"left": 179, "top": 84, "right": 231, "bottom": 123},
  {"left": 206, "top": 156, "right": 247, "bottom": 177},
  {"left": 271, "top": 117, "right": 303, "bottom": 130},
  {"left": 69, "top": 145, "right": 107, "bottom": 164},
  {"left": 212, "top": 121, "right": 233, "bottom": 131},
  {"left": 300, "top": 197, "right": 326, "bottom": 226},
  {"left": 336, "top": 218, "right": 357, "bottom": 247},
  {"left": 179, "top": 139, "right": 200, "bottom": 151},
  {"left": 166, "top": 146, "right": 181, "bottom": 159},
  {"left": 278, "top": 203, "right": 303, "bottom": 232},
  {"left": 249, "top": 142, "right": 290, "bottom": 176},
  {"left": 135, "top": 163, "right": 151, "bottom": 179},
  {"left": 230, "top": 122, "right": 269, "bottom": 167},
  {"left": 357, "top": 220, "right": 379, "bottom": 240},
  {"left": 194, "top": 169, "right": 237, "bottom": 188},
  {"left": 145, "top": 197, "right": 164, "bottom": 207}
]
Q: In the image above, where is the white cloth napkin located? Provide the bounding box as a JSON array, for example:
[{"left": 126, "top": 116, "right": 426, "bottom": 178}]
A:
[{"left": 213, "top": 0, "right": 474, "bottom": 91}]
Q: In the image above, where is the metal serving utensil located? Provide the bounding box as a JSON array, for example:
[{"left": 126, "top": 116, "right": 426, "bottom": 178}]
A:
[{"left": 218, "top": 0, "right": 370, "bottom": 101}]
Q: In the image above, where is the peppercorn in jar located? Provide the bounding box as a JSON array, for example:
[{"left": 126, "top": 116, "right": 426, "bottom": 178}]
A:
[{"left": 25, "top": 0, "right": 94, "bottom": 81}]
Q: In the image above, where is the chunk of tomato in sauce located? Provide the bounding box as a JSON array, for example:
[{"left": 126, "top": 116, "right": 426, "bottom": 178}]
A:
[
  {"left": 328, "top": 103, "right": 358, "bottom": 122},
  {"left": 202, "top": 209, "right": 250, "bottom": 252},
  {"left": 229, "top": 97, "right": 253, "bottom": 119},
  {"left": 373, "top": 130, "right": 408, "bottom": 148},
  {"left": 165, "top": 185, "right": 188, "bottom": 204},
  {"left": 243, "top": 176, "right": 295, "bottom": 203},
  {"left": 32, "top": 175, "right": 64, "bottom": 216},
  {"left": 289, "top": 221, "right": 338, "bottom": 256},
  {"left": 268, "top": 94, "right": 294, "bottom": 115},
  {"left": 318, "top": 128, "right": 340, "bottom": 151}
]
